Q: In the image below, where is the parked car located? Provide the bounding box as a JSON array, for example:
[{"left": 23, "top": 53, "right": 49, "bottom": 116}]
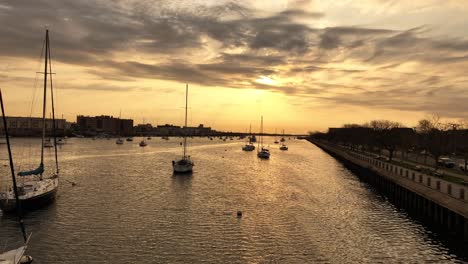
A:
[
  {"left": 437, "top": 157, "right": 456, "bottom": 168},
  {"left": 459, "top": 161, "right": 468, "bottom": 171}
]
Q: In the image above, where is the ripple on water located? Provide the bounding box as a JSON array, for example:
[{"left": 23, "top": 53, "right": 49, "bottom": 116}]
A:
[{"left": 0, "top": 138, "right": 464, "bottom": 263}]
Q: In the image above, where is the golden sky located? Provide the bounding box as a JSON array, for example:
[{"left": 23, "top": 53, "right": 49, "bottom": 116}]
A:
[{"left": 0, "top": 0, "right": 467, "bottom": 133}]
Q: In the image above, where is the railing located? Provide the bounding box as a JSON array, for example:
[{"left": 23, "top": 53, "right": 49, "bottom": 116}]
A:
[{"left": 316, "top": 141, "right": 468, "bottom": 203}]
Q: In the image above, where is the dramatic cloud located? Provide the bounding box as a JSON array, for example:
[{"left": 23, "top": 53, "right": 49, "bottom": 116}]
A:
[{"left": 1, "top": 0, "right": 467, "bottom": 130}]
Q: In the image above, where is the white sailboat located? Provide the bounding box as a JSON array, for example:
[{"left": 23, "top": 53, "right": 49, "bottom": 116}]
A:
[
  {"left": 0, "top": 29, "right": 59, "bottom": 213},
  {"left": 116, "top": 110, "right": 124, "bottom": 145},
  {"left": 172, "top": 84, "right": 194, "bottom": 173},
  {"left": 257, "top": 116, "right": 270, "bottom": 159},
  {"left": 0, "top": 89, "right": 34, "bottom": 264},
  {"left": 56, "top": 137, "right": 66, "bottom": 145},
  {"left": 44, "top": 138, "right": 53, "bottom": 148}
]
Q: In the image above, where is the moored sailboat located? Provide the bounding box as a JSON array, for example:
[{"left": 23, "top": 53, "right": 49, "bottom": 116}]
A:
[
  {"left": 0, "top": 29, "right": 59, "bottom": 213},
  {"left": 172, "top": 84, "right": 194, "bottom": 173},
  {"left": 257, "top": 116, "right": 270, "bottom": 159},
  {"left": 0, "top": 90, "right": 33, "bottom": 264},
  {"left": 139, "top": 139, "right": 147, "bottom": 147},
  {"left": 242, "top": 123, "right": 255, "bottom": 151}
]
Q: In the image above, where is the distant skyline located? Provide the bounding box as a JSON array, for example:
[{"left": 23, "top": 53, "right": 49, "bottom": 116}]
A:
[{"left": 1, "top": 0, "right": 467, "bottom": 133}]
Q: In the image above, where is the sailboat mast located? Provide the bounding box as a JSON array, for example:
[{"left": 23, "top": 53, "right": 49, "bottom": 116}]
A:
[
  {"left": 48, "top": 32, "right": 59, "bottom": 174},
  {"left": 183, "top": 84, "right": 188, "bottom": 157},
  {"left": 40, "top": 29, "right": 49, "bottom": 178},
  {"left": 261, "top": 116, "right": 263, "bottom": 148},
  {"left": 0, "top": 89, "right": 27, "bottom": 242}
]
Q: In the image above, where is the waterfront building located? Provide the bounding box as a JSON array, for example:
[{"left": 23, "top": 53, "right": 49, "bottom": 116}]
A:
[
  {"left": 76, "top": 115, "right": 133, "bottom": 136},
  {"left": 0, "top": 116, "right": 68, "bottom": 136}
]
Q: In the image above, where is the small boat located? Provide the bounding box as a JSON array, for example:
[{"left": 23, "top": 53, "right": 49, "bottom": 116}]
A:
[
  {"left": 274, "top": 129, "right": 279, "bottom": 144},
  {"left": 242, "top": 143, "right": 255, "bottom": 151},
  {"left": 0, "top": 89, "right": 34, "bottom": 264},
  {"left": 242, "top": 124, "right": 255, "bottom": 151},
  {"left": 172, "top": 84, "right": 194, "bottom": 173},
  {"left": 147, "top": 136, "right": 152, "bottom": 140},
  {"left": 257, "top": 116, "right": 270, "bottom": 159},
  {"left": 126, "top": 137, "right": 133, "bottom": 142},
  {"left": 139, "top": 140, "right": 147, "bottom": 147},
  {"left": 280, "top": 129, "right": 286, "bottom": 142},
  {"left": 280, "top": 144, "right": 288, "bottom": 151},
  {"left": 116, "top": 138, "right": 124, "bottom": 145},
  {"left": 44, "top": 138, "right": 53, "bottom": 148},
  {"left": 56, "top": 137, "right": 66, "bottom": 145}
]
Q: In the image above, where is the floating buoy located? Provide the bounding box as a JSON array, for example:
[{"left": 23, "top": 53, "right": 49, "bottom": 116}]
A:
[{"left": 237, "top": 211, "right": 242, "bottom": 218}]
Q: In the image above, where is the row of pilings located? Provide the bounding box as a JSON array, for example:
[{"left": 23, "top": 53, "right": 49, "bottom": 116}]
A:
[{"left": 314, "top": 142, "right": 468, "bottom": 250}]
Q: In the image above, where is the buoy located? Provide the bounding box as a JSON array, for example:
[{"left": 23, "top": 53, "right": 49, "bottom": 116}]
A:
[{"left": 237, "top": 211, "right": 242, "bottom": 218}]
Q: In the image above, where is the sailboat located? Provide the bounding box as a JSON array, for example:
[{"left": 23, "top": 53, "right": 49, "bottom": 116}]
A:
[
  {"left": 280, "top": 129, "right": 286, "bottom": 142},
  {"left": 139, "top": 139, "right": 147, "bottom": 147},
  {"left": 116, "top": 110, "right": 124, "bottom": 145},
  {"left": 242, "top": 123, "right": 255, "bottom": 151},
  {"left": 44, "top": 138, "right": 53, "bottom": 148},
  {"left": 274, "top": 128, "right": 279, "bottom": 144},
  {"left": 279, "top": 129, "right": 288, "bottom": 150},
  {"left": 172, "top": 84, "right": 194, "bottom": 173},
  {"left": 0, "top": 29, "right": 59, "bottom": 213},
  {"left": 0, "top": 90, "right": 34, "bottom": 264},
  {"left": 257, "top": 116, "right": 270, "bottom": 159}
]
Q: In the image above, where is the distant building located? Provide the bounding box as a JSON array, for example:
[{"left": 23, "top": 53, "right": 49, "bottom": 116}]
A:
[
  {"left": 154, "top": 124, "right": 182, "bottom": 136},
  {"left": 134, "top": 123, "right": 153, "bottom": 135},
  {"left": 134, "top": 123, "right": 215, "bottom": 136},
  {"left": 76, "top": 115, "right": 133, "bottom": 136},
  {"left": 0, "top": 116, "right": 67, "bottom": 136},
  {"left": 184, "top": 124, "right": 213, "bottom": 136}
]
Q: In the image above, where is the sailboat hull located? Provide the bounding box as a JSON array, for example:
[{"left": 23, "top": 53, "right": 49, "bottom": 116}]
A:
[
  {"left": 172, "top": 159, "right": 194, "bottom": 173},
  {"left": 0, "top": 180, "right": 58, "bottom": 213}
]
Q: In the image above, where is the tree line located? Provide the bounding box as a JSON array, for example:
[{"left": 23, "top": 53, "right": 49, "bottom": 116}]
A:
[{"left": 309, "top": 116, "right": 468, "bottom": 171}]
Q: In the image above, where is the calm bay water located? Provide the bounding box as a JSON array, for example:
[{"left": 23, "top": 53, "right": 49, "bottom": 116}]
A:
[{"left": 0, "top": 137, "right": 465, "bottom": 263}]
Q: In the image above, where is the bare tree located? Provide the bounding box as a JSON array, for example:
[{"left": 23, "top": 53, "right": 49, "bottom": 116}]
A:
[
  {"left": 369, "top": 120, "right": 402, "bottom": 161},
  {"left": 417, "top": 115, "right": 451, "bottom": 169}
]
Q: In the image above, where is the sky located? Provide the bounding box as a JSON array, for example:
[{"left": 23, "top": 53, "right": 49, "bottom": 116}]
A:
[{"left": 0, "top": 0, "right": 467, "bottom": 133}]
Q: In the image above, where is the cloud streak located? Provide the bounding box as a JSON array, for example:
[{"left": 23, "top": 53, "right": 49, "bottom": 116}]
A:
[{"left": 1, "top": 0, "right": 467, "bottom": 120}]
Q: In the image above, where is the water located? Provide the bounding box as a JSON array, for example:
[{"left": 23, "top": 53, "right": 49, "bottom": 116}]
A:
[{"left": 0, "top": 137, "right": 465, "bottom": 263}]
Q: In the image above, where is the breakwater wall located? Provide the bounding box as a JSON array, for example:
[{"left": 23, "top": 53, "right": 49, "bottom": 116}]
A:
[{"left": 311, "top": 140, "right": 468, "bottom": 242}]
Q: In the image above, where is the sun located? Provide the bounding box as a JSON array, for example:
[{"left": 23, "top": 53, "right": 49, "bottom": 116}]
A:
[{"left": 255, "top": 76, "right": 277, "bottom": 86}]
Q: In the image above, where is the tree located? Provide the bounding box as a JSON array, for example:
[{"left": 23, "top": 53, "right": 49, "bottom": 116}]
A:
[
  {"left": 417, "top": 115, "right": 450, "bottom": 169},
  {"left": 369, "top": 120, "right": 402, "bottom": 161}
]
